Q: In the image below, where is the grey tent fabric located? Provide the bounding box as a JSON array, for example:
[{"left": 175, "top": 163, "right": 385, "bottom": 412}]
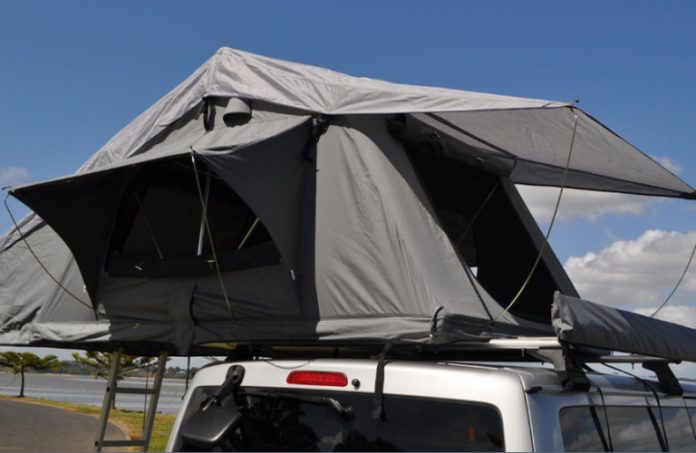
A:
[
  {"left": 1, "top": 48, "right": 694, "bottom": 355},
  {"left": 2, "top": 110, "right": 560, "bottom": 353},
  {"left": 553, "top": 293, "right": 696, "bottom": 362},
  {"left": 2, "top": 47, "right": 692, "bottom": 251},
  {"left": 409, "top": 111, "right": 693, "bottom": 197},
  {"left": 0, "top": 226, "right": 87, "bottom": 324},
  {"left": 319, "top": 117, "right": 478, "bottom": 316},
  {"left": 314, "top": 116, "right": 511, "bottom": 324},
  {"left": 0, "top": 224, "right": 100, "bottom": 345}
]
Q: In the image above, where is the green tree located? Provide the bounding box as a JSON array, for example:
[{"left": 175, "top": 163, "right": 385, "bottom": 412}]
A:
[
  {"left": 71, "top": 351, "right": 158, "bottom": 379},
  {"left": 71, "top": 351, "right": 161, "bottom": 408},
  {"left": 0, "top": 352, "right": 61, "bottom": 397}
]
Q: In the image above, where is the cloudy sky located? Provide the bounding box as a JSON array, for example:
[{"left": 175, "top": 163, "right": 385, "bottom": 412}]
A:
[
  {"left": 520, "top": 186, "right": 696, "bottom": 323},
  {"left": 1, "top": 1, "right": 695, "bottom": 372}
]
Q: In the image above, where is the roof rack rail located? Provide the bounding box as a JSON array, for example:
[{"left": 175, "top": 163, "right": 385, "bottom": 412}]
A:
[
  {"left": 213, "top": 336, "right": 684, "bottom": 395},
  {"left": 516, "top": 339, "right": 683, "bottom": 396}
]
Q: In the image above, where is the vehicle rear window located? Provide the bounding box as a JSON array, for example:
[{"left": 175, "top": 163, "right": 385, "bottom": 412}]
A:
[
  {"left": 179, "top": 386, "right": 504, "bottom": 451},
  {"left": 560, "top": 406, "right": 696, "bottom": 452}
]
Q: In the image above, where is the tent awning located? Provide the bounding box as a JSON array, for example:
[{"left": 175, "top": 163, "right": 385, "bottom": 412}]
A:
[
  {"left": 405, "top": 110, "right": 694, "bottom": 198},
  {"left": 553, "top": 293, "right": 696, "bottom": 362}
]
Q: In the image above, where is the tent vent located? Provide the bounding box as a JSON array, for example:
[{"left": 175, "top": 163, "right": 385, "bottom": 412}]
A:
[{"left": 223, "top": 97, "right": 252, "bottom": 127}]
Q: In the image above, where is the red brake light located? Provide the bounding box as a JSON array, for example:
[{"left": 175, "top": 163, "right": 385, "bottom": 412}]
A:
[{"left": 286, "top": 370, "right": 348, "bottom": 387}]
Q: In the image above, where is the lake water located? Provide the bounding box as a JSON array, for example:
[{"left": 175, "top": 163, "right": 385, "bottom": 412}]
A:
[{"left": 0, "top": 372, "right": 187, "bottom": 414}]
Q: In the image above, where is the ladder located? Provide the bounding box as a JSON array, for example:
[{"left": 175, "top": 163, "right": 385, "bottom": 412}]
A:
[{"left": 94, "top": 349, "right": 168, "bottom": 452}]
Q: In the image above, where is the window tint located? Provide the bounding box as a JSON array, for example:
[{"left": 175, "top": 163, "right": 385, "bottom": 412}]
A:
[
  {"left": 179, "top": 387, "right": 504, "bottom": 452},
  {"left": 561, "top": 406, "right": 696, "bottom": 452},
  {"left": 662, "top": 408, "right": 696, "bottom": 451},
  {"left": 560, "top": 406, "right": 610, "bottom": 452},
  {"left": 605, "top": 407, "right": 663, "bottom": 452},
  {"left": 688, "top": 408, "right": 696, "bottom": 440}
]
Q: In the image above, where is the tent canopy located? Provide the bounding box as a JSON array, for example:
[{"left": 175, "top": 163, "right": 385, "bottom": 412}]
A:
[
  {"left": 3, "top": 47, "right": 692, "bottom": 252},
  {"left": 1, "top": 48, "right": 694, "bottom": 355}
]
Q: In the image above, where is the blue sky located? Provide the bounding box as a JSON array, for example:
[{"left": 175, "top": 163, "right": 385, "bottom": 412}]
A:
[{"left": 1, "top": 1, "right": 696, "bottom": 370}]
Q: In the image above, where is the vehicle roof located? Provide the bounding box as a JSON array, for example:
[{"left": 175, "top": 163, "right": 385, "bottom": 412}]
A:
[
  {"left": 447, "top": 361, "right": 696, "bottom": 397},
  {"left": 197, "top": 357, "right": 696, "bottom": 398}
]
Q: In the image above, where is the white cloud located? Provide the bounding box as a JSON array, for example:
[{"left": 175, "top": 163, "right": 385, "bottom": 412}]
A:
[
  {"left": 634, "top": 305, "right": 696, "bottom": 328},
  {"left": 0, "top": 166, "right": 29, "bottom": 187},
  {"left": 653, "top": 156, "right": 682, "bottom": 175},
  {"left": 565, "top": 229, "right": 696, "bottom": 307},
  {"left": 517, "top": 185, "right": 656, "bottom": 222}
]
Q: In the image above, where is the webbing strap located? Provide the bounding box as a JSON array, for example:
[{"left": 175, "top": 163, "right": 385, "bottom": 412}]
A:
[{"left": 372, "top": 341, "right": 392, "bottom": 421}]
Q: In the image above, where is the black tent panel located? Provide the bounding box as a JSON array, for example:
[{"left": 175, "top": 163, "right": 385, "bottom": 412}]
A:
[
  {"left": 12, "top": 168, "right": 131, "bottom": 302},
  {"left": 398, "top": 127, "right": 578, "bottom": 323},
  {"left": 198, "top": 118, "right": 313, "bottom": 274}
]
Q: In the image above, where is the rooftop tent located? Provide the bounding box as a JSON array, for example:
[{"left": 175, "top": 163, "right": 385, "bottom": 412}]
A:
[{"left": 1, "top": 48, "right": 694, "bottom": 355}]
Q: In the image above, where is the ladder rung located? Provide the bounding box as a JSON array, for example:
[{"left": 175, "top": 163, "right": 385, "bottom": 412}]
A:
[
  {"left": 97, "top": 439, "right": 145, "bottom": 447},
  {"left": 114, "top": 386, "right": 157, "bottom": 395}
]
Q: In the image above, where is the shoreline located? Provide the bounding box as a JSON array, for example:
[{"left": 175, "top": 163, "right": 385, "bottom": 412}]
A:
[
  {"left": 0, "top": 371, "right": 186, "bottom": 415},
  {"left": 0, "top": 370, "right": 188, "bottom": 381}
]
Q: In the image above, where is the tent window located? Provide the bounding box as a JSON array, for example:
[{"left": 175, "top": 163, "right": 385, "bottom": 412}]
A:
[
  {"left": 106, "top": 158, "right": 280, "bottom": 277},
  {"left": 437, "top": 209, "right": 477, "bottom": 267},
  {"left": 406, "top": 149, "right": 559, "bottom": 323}
]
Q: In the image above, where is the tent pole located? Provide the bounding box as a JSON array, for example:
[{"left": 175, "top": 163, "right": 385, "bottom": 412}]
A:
[
  {"left": 196, "top": 167, "right": 211, "bottom": 256},
  {"left": 133, "top": 193, "right": 164, "bottom": 260},
  {"left": 190, "top": 152, "right": 234, "bottom": 317},
  {"left": 237, "top": 217, "right": 260, "bottom": 249}
]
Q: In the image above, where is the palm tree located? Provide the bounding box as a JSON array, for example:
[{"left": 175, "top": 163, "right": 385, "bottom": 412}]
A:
[{"left": 0, "top": 352, "right": 61, "bottom": 397}]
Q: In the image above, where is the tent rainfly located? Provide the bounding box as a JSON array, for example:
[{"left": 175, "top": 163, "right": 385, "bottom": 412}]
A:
[{"left": 1, "top": 48, "right": 695, "bottom": 356}]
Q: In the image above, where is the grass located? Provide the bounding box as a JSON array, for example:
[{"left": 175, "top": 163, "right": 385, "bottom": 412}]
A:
[{"left": 0, "top": 394, "right": 177, "bottom": 451}]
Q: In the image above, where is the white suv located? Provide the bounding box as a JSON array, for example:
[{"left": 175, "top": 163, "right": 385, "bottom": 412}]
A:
[{"left": 167, "top": 348, "right": 696, "bottom": 451}]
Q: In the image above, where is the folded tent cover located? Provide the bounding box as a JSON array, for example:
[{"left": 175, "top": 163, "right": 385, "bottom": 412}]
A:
[{"left": 1, "top": 47, "right": 694, "bottom": 356}]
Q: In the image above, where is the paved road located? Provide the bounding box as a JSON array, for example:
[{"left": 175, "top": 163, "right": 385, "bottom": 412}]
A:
[{"left": 0, "top": 399, "right": 127, "bottom": 451}]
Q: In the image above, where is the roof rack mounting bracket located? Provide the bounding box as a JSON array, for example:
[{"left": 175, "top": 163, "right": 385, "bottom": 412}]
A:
[
  {"left": 643, "top": 361, "right": 684, "bottom": 396},
  {"left": 527, "top": 343, "right": 591, "bottom": 392},
  {"left": 560, "top": 345, "right": 591, "bottom": 392}
]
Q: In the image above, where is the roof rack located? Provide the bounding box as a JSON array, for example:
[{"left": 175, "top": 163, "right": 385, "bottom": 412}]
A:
[
  {"left": 210, "top": 336, "right": 684, "bottom": 396},
  {"left": 474, "top": 337, "right": 684, "bottom": 396},
  {"left": 458, "top": 337, "right": 684, "bottom": 396}
]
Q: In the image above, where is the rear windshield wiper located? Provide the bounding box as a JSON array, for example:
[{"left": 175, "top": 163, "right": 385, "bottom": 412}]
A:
[{"left": 239, "top": 389, "right": 353, "bottom": 418}]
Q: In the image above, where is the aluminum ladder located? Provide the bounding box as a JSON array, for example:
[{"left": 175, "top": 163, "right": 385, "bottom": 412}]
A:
[{"left": 94, "top": 350, "right": 168, "bottom": 452}]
